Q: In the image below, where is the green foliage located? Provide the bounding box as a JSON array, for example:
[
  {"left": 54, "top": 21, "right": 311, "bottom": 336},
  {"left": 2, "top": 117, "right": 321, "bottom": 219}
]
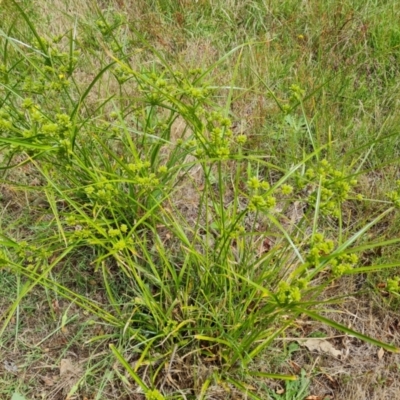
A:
[
  {"left": 1, "top": 0, "right": 400, "bottom": 398},
  {"left": 267, "top": 369, "right": 310, "bottom": 400}
]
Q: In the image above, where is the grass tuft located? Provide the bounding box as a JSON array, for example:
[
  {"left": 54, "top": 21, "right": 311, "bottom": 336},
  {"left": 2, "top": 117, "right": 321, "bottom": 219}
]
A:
[{"left": 1, "top": 0, "right": 400, "bottom": 398}]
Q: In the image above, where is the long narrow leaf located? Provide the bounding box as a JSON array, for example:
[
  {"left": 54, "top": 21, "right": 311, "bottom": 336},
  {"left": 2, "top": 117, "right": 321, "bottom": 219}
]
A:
[
  {"left": 109, "top": 344, "right": 148, "bottom": 391},
  {"left": 300, "top": 308, "right": 399, "bottom": 353},
  {"left": 346, "top": 262, "right": 400, "bottom": 274}
]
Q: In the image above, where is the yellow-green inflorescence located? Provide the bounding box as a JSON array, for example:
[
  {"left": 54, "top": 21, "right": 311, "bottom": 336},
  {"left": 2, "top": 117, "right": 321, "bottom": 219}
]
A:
[
  {"left": 329, "top": 253, "right": 359, "bottom": 277},
  {"left": 247, "top": 176, "right": 276, "bottom": 212},
  {"left": 276, "top": 281, "right": 302, "bottom": 305},
  {"left": 84, "top": 180, "right": 119, "bottom": 205},
  {"left": 116, "top": 65, "right": 249, "bottom": 162},
  {"left": 387, "top": 277, "right": 400, "bottom": 294},
  {"left": 66, "top": 212, "right": 134, "bottom": 252},
  {"left": 276, "top": 233, "right": 359, "bottom": 305},
  {"left": 5, "top": 240, "right": 53, "bottom": 272},
  {"left": 306, "top": 233, "right": 335, "bottom": 266},
  {"left": 145, "top": 389, "right": 165, "bottom": 400},
  {"left": 2, "top": 98, "right": 75, "bottom": 157},
  {"left": 306, "top": 233, "right": 359, "bottom": 277},
  {"left": 297, "top": 159, "right": 357, "bottom": 217},
  {"left": 386, "top": 180, "right": 400, "bottom": 208}
]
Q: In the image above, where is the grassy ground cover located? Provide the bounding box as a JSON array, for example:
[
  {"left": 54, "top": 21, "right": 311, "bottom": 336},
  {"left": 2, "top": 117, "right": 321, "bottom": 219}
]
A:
[{"left": 1, "top": 0, "right": 400, "bottom": 399}]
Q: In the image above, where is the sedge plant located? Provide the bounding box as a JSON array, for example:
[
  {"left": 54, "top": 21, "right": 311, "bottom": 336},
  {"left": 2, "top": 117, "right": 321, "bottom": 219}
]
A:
[{"left": 1, "top": 3, "right": 400, "bottom": 399}]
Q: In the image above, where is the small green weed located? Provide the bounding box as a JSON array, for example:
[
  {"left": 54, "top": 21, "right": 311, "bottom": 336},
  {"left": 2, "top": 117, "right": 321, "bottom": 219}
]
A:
[{"left": 266, "top": 369, "right": 310, "bottom": 400}]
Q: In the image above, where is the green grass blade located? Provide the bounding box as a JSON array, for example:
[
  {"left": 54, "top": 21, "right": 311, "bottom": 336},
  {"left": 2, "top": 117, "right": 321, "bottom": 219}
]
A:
[
  {"left": 300, "top": 308, "right": 399, "bottom": 353},
  {"left": 109, "top": 344, "right": 148, "bottom": 391}
]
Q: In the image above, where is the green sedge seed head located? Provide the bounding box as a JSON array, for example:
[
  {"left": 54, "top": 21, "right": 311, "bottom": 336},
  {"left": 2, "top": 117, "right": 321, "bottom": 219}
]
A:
[
  {"left": 281, "top": 184, "right": 293, "bottom": 195},
  {"left": 387, "top": 277, "right": 400, "bottom": 293},
  {"left": 261, "top": 181, "right": 270, "bottom": 190},
  {"left": 113, "top": 239, "right": 127, "bottom": 250},
  {"left": 247, "top": 177, "right": 261, "bottom": 190},
  {"left": 249, "top": 195, "right": 265, "bottom": 210},
  {"left": 297, "top": 278, "right": 308, "bottom": 290},
  {"left": 120, "top": 224, "right": 128, "bottom": 233},
  {"left": 313, "top": 233, "right": 324, "bottom": 244},
  {"left": 216, "top": 146, "right": 230, "bottom": 159},
  {"left": 85, "top": 186, "right": 95, "bottom": 195},
  {"left": 22, "top": 98, "right": 34, "bottom": 109},
  {"left": 265, "top": 196, "right": 276, "bottom": 208},
  {"left": 66, "top": 216, "right": 76, "bottom": 226},
  {"left": 276, "top": 281, "right": 301, "bottom": 304},
  {"left": 108, "top": 228, "right": 120, "bottom": 237},
  {"left": 236, "top": 134, "right": 247, "bottom": 145},
  {"left": 220, "top": 117, "right": 231, "bottom": 127},
  {"left": 145, "top": 389, "right": 165, "bottom": 400}
]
